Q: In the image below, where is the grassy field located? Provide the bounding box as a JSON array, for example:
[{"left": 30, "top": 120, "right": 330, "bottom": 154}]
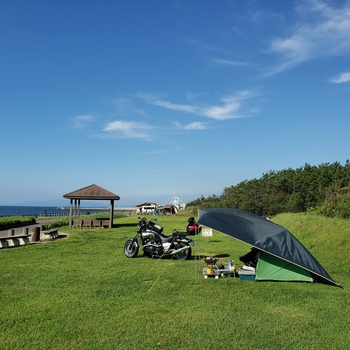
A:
[{"left": 1, "top": 212, "right": 349, "bottom": 349}]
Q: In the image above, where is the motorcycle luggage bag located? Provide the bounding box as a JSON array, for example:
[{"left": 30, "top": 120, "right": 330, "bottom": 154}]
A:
[
  {"left": 187, "top": 223, "right": 201, "bottom": 235},
  {"left": 147, "top": 221, "right": 163, "bottom": 234},
  {"left": 173, "top": 231, "right": 187, "bottom": 239},
  {"left": 186, "top": 216, "right": 201, "bottom": 235}
]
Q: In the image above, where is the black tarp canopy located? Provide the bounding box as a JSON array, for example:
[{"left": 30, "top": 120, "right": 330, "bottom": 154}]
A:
[{"left": 197, "top": 208, "right": 339, "bottom": 286}]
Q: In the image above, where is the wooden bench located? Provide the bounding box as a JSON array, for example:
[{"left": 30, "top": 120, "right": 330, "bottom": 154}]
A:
[
  {"left": 82, "top": 219, "right": 92, "bottom": 228},
  {"left": 73, "top": 219, "right": 93, "bottom": 228},
  {"left": 73, "top": 218, "right": 109, "bottom": 229},
  {"left": 42, "top": 228, "right": 59, "bottom": 240},
  {"left": 92, "top": 219, "right": 110, "bottom": 228},
  {"left": 0, "top": 234, "right": 30, "bottom": 249}
]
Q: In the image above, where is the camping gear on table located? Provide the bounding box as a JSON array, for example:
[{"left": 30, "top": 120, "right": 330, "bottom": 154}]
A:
[
  {"left": 203, "top": 256, "right": 236, "bottom": 279},
  {"left": 198, "top": 208, "right": 339, "bottom": 286},
  {"left": 124, "top": 218, "right": 194, "bottom": 260}
]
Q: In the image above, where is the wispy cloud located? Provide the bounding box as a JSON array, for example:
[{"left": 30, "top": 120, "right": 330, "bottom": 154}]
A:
[
  {"left": 103, "top": 120, "right": 152, "bottom": 140},
  {"left": 149, "top": 99, "right": 197, "bottom": 113},
  {"left": 112, "top": 97, "right": 145, "bottom": 116},
  {"left": 201, "top": 91, "right": 256, "bottom": 120},
  {"left": 268, "top": 0, "right": 350, "bottom": 75},
  {"left": 329, "top": 71, "right": 350, "bottom": 84},
  {"left": 184, "top": 122, "right": 206, "bottom": 130},
  {"left": 76, "top": 91, "right": 257, "bottom": 142},
  {"left": 213, "top": 58, "right": 250, "bottom": 67},
  {"left": 185, "top": 38, "right": 236, "bottom": 56},
  {"left": 141, "top": 90, "right": 257, "bottom": 121},
  {"left": 72, "top": 114, "right": 95, "bottom": 129},
  {"left": 174, "top": 121, "right": 207, "bottom": 130},
  {"left": 187, "top": 39, "right": 252, "bottom": 69}
]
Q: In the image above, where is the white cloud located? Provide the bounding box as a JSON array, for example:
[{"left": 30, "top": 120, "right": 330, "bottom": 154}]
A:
[
  {"left": 184, "top": 122, "right": 206, "bottom": 130},
  {"left": 103, "top": 120, "right": 152, "bottom": 140},
  {"left": 202, "top": 90, "right": 256, "bottom": 120},
  {"left": 141, "top": 90, "right": 256, "bottom": 121},
  {"left": 213, "top": 58, "right": 250, "bottom": 67},
  {"left": 150, "top": 99, "right": 197, "bottom": 113},
  {"left": 202, "top": 96, "right": 241, "bottom": 120},
  {"left": 139, "top": 93, "right": 197, "bottom": 114},
  {"left": 268, "top": 0, "right": 350, "bottom": 75},
  {"left": 72, "top": 114, "right": 95, "bottom": 128},
  {"left": 174, "top": 121, "right": 206, "bottom": 130},
  {"left": 329, "top": 71, "right": 350, "bottom": 83}
]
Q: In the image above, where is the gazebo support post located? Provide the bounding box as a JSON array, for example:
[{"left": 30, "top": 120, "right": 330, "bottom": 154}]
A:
[
  {"left": 69, "top": 199, "right": 73, "bottom": 228},
  {"left": 73, "top": 199, "right": 76, "bottom": 219},
  {"left": 109, "top": 200, "right": 114, "bottom": 228}
]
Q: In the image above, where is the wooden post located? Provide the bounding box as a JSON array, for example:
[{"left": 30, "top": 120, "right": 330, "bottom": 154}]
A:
[
  {"left": 109, "top": 200, "right": 114, "bottom": 228},
  {"left": 69, "top": 199, "right": 73, "bottom": 228},
  {"left": 74, "top": 199, "right": 77, "bottom": 220}
]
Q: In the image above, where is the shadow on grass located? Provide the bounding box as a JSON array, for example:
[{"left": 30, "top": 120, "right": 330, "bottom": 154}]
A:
[{"left": 112, "top": 222, "right": 138, "bottom": 228}]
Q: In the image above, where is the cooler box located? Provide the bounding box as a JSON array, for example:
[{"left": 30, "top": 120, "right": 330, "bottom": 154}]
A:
[{"left": 238, "top": 268, "right": 255, "bottom": 281}]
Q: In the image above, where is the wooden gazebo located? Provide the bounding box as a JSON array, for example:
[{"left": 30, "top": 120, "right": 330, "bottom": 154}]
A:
[{"left": 63, "top": 184, "right": 120, "bottom": 228}]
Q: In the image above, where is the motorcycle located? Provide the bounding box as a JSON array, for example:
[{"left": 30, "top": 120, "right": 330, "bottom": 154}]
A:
[{"left": 124, "top": 218, "right": 194, "bottom": 260}]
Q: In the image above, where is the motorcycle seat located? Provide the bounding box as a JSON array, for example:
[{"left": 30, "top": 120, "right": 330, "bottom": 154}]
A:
[
  {"left": 160, "top": 231, "right": 187, "bottom": 243},
  {"left": 158, "top": 233, "right": 174, "bottom": 243}
]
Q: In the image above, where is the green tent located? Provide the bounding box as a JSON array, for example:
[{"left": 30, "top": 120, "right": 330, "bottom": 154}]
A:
[
  {"left": 255, "top": 251, "right": 313, "bottom": 282},
  {"left": 198, "top": 208, "right": 339, "bottom": 286}
]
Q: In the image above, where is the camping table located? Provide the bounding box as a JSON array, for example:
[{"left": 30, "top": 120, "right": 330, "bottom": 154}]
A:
[{"left": 203, "top": 265, "right": 236, "bottom": 279}]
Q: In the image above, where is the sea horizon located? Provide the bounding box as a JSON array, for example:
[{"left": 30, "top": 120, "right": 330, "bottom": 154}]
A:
[{"left": 0, "top": 205, "right": 137, "bottom": 217}]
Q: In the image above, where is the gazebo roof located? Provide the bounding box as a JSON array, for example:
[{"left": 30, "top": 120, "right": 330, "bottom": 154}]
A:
[{"left": 63, "top": 184, "right": 120, "bottom": 200}]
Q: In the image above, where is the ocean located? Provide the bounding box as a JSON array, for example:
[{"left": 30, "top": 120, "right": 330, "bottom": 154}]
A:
[{"left": 0, "top": 205, "right": 110, "bottom": 217}]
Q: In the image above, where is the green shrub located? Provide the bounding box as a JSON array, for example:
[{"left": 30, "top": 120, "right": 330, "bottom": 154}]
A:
[
  {"left": 41, "top": 218, "right": 70, "bottom": 231},
  {"left": 310, "top": 192, "right": 350, "bottom": 219},
  {"left": 0, "top": 216, "right": 36, "bottom": 228}
]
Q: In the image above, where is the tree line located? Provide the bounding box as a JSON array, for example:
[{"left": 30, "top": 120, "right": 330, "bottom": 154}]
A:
[{"left": 188, "top": 161, "right": 350, "bottom": 218}]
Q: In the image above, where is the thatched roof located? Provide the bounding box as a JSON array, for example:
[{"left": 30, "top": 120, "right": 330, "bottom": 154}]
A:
[{"left": 63, "top": 184, "right": 120, "bottom": 200}]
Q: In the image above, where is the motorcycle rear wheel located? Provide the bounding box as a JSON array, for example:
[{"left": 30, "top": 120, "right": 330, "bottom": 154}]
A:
[
  {"left": 174, "top": 244, "right": 191, "bottom": 260},
  {"left": 124, "top": 239, "right": 139, "bottom": 258}
]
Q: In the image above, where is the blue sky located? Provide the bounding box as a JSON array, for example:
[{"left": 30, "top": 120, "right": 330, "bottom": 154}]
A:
[{"left": 1, "top": 0, "right": 350, "bottom": 207}]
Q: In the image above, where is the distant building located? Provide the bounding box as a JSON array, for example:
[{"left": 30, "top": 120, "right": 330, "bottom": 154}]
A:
[
  {"left": 154, "top": 204, "right": 178, "bottom": 215},
  {"left": 163, "top": 204, "right": 178, "bottom": 215},
  {"left": 136, "top": 202, "right": 158, "bottom": 215}
]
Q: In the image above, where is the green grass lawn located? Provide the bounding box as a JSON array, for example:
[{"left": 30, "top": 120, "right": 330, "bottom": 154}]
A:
[{"left": 1, "top": 213, "right": 349, "bottom": 349}]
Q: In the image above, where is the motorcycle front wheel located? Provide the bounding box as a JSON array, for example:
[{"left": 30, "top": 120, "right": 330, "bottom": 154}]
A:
[
  {"left": 124, "top": 239, "right": 139, "bottom": 258},
  {"left": 174, "top": 243, "right": 191, "bottom": 260}
]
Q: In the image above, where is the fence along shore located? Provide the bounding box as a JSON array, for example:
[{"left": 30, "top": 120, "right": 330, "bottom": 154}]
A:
[{"left": 0, "top": 207, "right": 137, "bottom": 218}]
